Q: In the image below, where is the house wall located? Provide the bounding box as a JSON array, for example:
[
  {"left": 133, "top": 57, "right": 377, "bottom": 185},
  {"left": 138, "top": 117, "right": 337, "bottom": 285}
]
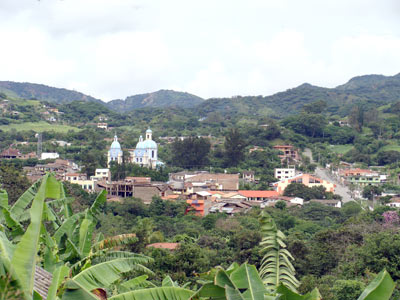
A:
[{"left": 275, "top": 174, "right": 335, "bottom": 195}]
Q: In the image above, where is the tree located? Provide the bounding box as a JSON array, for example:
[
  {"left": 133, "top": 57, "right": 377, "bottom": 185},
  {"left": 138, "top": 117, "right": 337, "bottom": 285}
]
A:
[
  {"left": 362, "top": 185, "right": 383, "bottom": 201},
  {"left": 275, "top": 200, "right": 287, "bottom": 210},
  {"left": 0, "top": 164, "right": 31, "bottom": 205},
  {"left": 170, "top": 136, "right": 210, "bottom": 168},
  {"left": 302, "top": 100, "right": 327, "bottom": 114},
  {"left": 223, "top": 128, "right": 247, "bottom": 166}
]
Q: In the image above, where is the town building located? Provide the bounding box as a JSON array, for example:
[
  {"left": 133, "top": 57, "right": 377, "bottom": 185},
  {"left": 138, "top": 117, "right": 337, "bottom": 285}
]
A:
[
  {"left": 107, "top": 135, "right": 123, "bottom": 167},
  {"left": 274, "top": 167, "right": 296, "bottom": 180},
  {"left": 97, "top": 123, "right": 108, "bottom": 130},
  {"left": 130, "top": 128, "right": 163, "bottom": 168},
  {"left": 310, "top": 199, "right": 342, "bottom": 208},
  {"left": 238, "top": 190, "right": 279, "bottom": 201},
  {"left": 273, "top": 173, "right": 335, "bottom": 195},
  {"left": 41, "top": 152, "right": 59, "bottom": 160},
  {"left": 340, "top": 168, "right": 386, "bottom": 186},
  {"left": 273, "top": 145, "right": 300, "bottom": 163},
  {"left": 0, "top": 147, "right": 22, "bottom": 159},
  {"left": 242, "top": 171, "right": 255, "bottom": 182},
  {"left": 169, "top": 171, "right": 239, "bottom": 194},
  {"left": 186, "top": 199, "right": 212, "bottom": 216},
  {"left": 98, "top": 178, "right": 172, "bottom": 204}
]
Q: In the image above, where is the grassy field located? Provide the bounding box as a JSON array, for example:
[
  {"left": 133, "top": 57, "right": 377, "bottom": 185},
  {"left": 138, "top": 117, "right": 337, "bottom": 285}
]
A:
[
  {"left": 0, "top": 121, "right": 80, "bottom": 132},
  {"left": 381, "top": 143, "right": 400, "bottom": 152},
  {"left": 330, "top": 144, "right": 353, "bottom": 154}
]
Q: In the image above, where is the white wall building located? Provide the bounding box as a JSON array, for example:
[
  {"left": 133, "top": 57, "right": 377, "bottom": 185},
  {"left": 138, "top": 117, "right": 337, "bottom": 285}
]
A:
[
  {"left": 41, "top": 152, "right": 59, "bottom": 160},
  {"left": 274, "top": 168, "right": 296, "bottom": 180}
]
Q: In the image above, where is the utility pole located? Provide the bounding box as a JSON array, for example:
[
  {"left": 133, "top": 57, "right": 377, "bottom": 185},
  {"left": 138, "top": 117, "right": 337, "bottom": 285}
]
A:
[{"left": 36, "top": 133, "right": 42, "bottom": 159}]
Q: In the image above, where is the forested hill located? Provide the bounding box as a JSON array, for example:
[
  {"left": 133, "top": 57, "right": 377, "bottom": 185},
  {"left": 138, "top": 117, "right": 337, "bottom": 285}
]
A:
[
  {"left": 1, "top": 73, "right": 399, "bottom": 117},
  {"left": 105, "top": 90, "right": 204, "bottom": 112},
  {"left": 198, "top": 73, "right": 400, "bottom": 118},
  {"left": 0, "top": 81, "right": 102, "bottom": 104}
]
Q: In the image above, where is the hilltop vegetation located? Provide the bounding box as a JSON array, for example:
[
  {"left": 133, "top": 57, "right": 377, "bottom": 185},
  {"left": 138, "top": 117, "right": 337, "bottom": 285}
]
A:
[
  {"left": 2, "top": 73, "right": 400, "bottom": 118},
  {"left": 106, "top": 89, "right": 204, "bottom": 112}
]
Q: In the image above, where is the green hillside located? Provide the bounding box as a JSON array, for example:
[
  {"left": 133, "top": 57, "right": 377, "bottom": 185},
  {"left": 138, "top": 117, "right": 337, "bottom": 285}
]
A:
[
  {"left": 0, "top": 81, "right": 102, "bottom": 104},
  {"left": 106, "top": 89, "right": 204, "bottom": 112}
]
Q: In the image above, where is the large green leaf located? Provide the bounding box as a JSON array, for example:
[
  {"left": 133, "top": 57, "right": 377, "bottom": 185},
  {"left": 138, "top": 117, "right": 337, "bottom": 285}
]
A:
[
  {"left": 119, "top": 275, "right": 154, "bottom": 292},
  {"left": 47, "top": 265, "right": 70, "bottom": 300},
  {"left": 259, "top": 211, "right": 299, "bottom": 292},
  {"left": 92, "top": 233, "right": 138, "bottom": 252},
  {"left": 88, "top": 190, "right": 107, "bottom": 217},
  {"left": 109, "top": 287, "right": 194, "bottom": 300},
  {"left": 9, "top": 179, "right": 41, "bottom": 218},
  {"left": 192, "top": 282, "right": 226, "bottom": 300},
  {"left": 277, "top": 284, "right": 321, "bottom": 300},
  {"left": 10, "top": 174, "right": 60, "bottom": 298},
  {"left": 2, "top": 209, "right": 24, "bottom": 238},
  {"left": 61, "top": 280, "right": 99, "bottom": 300},
  {"left": 0, "top": 189, "right": 9, "bottom": 209},
  {"left": 357, "top": 269, "right": 395, "bottom": 300},
  {"left": 53, "top": 213, "right": 83, "bottom": 243},
  {"left": 230, "top": 264, "right": 266, "bottom": 300},
  {"left": 72, "top": 257, "right": 153, "bottom": 291},
  {"left": 78, "top": 218, "right": 95, "bottom": 258}
]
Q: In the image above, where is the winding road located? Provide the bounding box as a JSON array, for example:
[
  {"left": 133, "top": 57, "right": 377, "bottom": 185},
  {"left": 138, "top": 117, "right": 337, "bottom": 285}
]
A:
[{"left": 304, "top": 148, "right": 353, "bottom": 203}]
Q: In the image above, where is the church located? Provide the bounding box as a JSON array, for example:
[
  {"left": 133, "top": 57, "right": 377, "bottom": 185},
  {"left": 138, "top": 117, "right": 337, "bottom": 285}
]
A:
[
  {"left": 107, "top": 128, "right": 163, "bottom": 168},
  {"left": 107, "top": 135, "right": 123, "bottom": 167}
]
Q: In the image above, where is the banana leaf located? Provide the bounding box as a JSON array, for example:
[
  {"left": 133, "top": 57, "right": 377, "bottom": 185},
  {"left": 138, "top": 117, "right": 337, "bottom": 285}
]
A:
[
  {"left": 72, "top": 257, "right": 153, "bottom": 291},
  {"left": 79, "top": 218, "right": 95, "bottom": 258},
  {"left": 230, "top": 264, "right": 267, "bottom": 300},
  {"left": 10, "top": 174, "right": 60, "bottom": 298},
  {"left": 47, "top": 265, "right": 70, "bottom": 300},
  {"left": 53, "top": 213, "right": 83, "bottom": 243},
  {"left": 277, "top": 284, "right": 321, "bottom": 300},
  {"left": 2, "top": 209, "right": 24, "bottom": 238},
  {"left": 109, "top": 287, "right": 194, "bottom": 300},
  {"left": 88, "top": 190, "right": 107, "bottom": 218},
  {"left": 357, "top": 269, "right": 395, "bottom": 300},
  {"left": 92, "top": 233, "right": 138, "bottom": 251},
  {"left": 162, "top": 275, "right": 178, "bottom": 287},
  {"left": 9, "top": 179, "right": 41, "bottom": 218},
  {"left": 0, "top": 189, "right": 8, "bottom": 209},
  {"left": 119, "top": 275, "right": 155, "bottom": 293},
  {"left": 61, "top": 280, "right": 99, "bottom": 300}
]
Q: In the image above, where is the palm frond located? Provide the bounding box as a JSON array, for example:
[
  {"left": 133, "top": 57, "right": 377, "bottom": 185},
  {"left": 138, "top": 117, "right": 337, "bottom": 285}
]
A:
[
  {"left": 258, "top": 211, "right": 299, "bottom": 292},
  {"left": 92, "top": 233, "right": 138, "bottom": 251}
]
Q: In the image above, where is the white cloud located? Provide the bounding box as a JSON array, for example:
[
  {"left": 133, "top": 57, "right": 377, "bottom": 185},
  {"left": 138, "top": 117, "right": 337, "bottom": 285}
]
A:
[{"left": 0, "top": 0, "right": 399, "bottom": 101}]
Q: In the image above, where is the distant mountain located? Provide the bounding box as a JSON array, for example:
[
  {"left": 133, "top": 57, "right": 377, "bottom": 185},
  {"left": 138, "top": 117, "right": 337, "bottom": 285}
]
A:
[
  {"left": 106, "top": 90, "right": 204, "bottom": 112},
  {"left": 0, "top": 81, "right": 102, "bottom": 104},
  {"left": 1, "top": 73, "right": 399, "bottom": 117},
  {"left": 197, "top": 73, "right": 400, "bottom": 118}
]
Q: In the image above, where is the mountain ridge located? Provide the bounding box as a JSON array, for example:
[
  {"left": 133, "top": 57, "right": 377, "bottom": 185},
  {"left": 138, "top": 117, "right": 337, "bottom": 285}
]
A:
[{"left": 1, "top": 72, "right": 400, "bottom": 116}]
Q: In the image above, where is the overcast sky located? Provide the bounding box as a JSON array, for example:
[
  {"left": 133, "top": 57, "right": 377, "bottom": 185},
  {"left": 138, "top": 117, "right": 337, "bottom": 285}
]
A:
[{"left": 0, "top": 0, "right": 399, "bottom": 101}]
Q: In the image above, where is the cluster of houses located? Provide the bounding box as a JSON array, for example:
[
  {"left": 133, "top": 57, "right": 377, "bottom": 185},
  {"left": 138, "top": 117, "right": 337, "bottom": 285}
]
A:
[{"left": 4, "top": 130, "right": 400, "bottom": 214}]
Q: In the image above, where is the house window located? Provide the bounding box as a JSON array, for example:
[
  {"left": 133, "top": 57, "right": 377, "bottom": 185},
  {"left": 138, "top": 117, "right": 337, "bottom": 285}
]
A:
[{"left": 152, "top": 150, "right": 154, "bottom": 158}]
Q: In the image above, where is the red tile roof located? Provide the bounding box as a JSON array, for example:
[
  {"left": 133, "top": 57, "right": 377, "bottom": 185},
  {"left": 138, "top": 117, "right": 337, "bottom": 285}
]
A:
[
  {"left": 0, "top": 148, "right": 21, "bottom": 156},
  {"left": 238, "top": 190, "right": 279, "bottom": 198}
]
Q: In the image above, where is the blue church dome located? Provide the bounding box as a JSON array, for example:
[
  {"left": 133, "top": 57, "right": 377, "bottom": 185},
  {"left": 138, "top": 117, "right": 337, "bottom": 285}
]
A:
[{"left": 140, "top": 139, "right": 157, "bottom": 149}]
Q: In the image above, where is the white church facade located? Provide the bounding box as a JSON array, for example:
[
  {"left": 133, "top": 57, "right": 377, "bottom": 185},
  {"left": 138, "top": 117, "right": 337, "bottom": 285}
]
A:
[
  {"left": 107, "top": 128, "right": 163, "bottom": 168},
  {"left": 107, "top": 135, "right": 123, "bottom": 167}
]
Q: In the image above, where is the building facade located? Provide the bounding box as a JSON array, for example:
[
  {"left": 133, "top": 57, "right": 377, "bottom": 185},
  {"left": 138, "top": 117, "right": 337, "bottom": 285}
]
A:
[
  {"left": 107, "top": 135, "right": 123, "bottom": 167},
  {"left": 129, "top": 128, "right": 163, "bottom": 168}
]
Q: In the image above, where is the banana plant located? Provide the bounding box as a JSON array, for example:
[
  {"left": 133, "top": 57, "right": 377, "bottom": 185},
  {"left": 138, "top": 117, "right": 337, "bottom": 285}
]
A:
[
  {"left": 0, "top": 174, "right": 62, "bottom": 299},
  {"left": 258, "top": 211, "right": 299, "bottom": 292}
]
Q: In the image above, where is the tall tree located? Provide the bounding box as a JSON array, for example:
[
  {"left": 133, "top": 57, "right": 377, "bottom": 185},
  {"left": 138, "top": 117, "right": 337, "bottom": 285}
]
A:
[
  {"left": 170, "top": 136, "right": 211, "bottom": 169},
  {"left": 224, "top": 128, "right": 247, "bottom": 167}
]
